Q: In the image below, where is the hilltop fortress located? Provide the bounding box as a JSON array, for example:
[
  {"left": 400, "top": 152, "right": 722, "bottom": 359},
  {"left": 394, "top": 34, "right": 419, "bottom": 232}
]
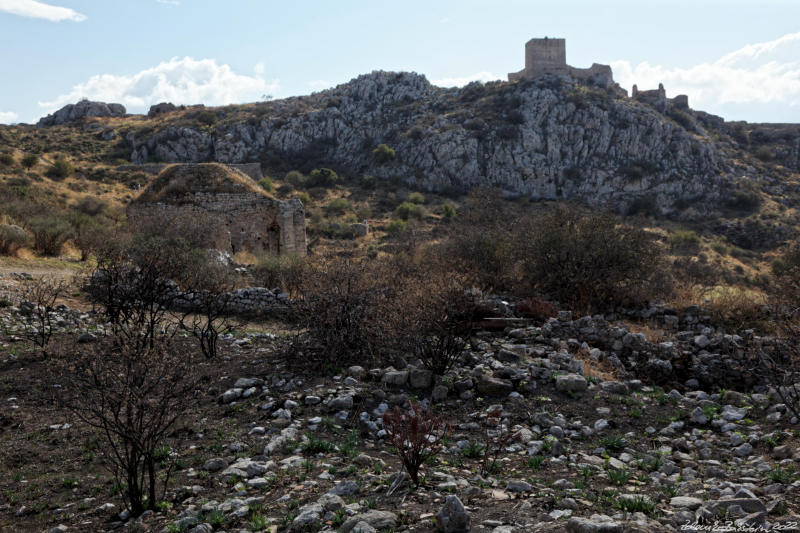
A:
[
  {"left": 508, "top": 37, "right": 689, "bottom": 109},
  {"left": 508, "top": 37, "right": 614, "bottom": 87}
]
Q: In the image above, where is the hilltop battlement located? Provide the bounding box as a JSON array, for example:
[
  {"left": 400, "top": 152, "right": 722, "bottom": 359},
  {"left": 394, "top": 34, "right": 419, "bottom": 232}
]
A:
[{"left": 508, "top": 37, "right": 614, "bottom": 87}]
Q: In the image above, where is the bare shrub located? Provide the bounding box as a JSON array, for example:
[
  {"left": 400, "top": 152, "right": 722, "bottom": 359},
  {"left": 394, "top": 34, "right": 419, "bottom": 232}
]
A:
[
  {"left": 382, "top": 402, "right": 449, "bottom": 486},
  {"left": 180, "top": 257, "right": 240, "bottom": 359},
  {"left": 54, "top": 336, "right": 198, "bottom": 516},
  {"left": 252, "top": 252, "right": 308, "bottom": 297},
  {"left": 395, "top": 269, "right": 478, "bottom": 376},
  {"left": 291, "top": 257, "right": 394, "bottom": 369},
  {"left": 479, "top": 408, "right": 520, "bottom": 476},
  {"left": 18, "top": 276, "right": 70, "bottom": 358},
  {"left": 753, "top": 259, "right": 800, "bottom": 419}
]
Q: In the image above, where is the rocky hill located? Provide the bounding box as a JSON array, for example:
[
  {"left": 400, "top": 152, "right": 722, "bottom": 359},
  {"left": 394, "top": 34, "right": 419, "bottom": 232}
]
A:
[{"left": 112, "top": 72, "right": 727, "bottom": 215}]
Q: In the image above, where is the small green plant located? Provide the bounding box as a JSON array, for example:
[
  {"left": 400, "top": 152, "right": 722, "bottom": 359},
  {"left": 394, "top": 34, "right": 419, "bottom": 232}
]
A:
[
  {"left": 442, "top": 202, "right": 457, "bottom": 220},
  {"left": 325, "top": 198, "right": 351, "bottom": 216},
  {"left": 607, "top": 469, "right": 630, "bottom": 486},
  {"left": 308, "top": 167, "right": 338, "bottom": 187},
  {"left": 528, "top": 456, "right": 546, "bottom": 471},
  {"left": 408, "top": 192, "right": 425, "bottom": 204},
  {"left": 395, "top": 201, "right": 425, "bottom": 220},
  {"left": 339, "top": 430, "right": 360, "bottom": 459},
  {"left": 0, "top": 153, "right": 14, "bottom": 166},
  {"left": 372, "top": 143, "right": 396, "bottom": 163},
  {"left": 250, "top": 513, "right": 269, "bottom": 531},
  {"left": 201, "top": 509, "right": 227, "bottom": 527},
  {"left": 768, "top": 467, "right": 793, "bottom": 484},
  {"left": 601, "top": 435, "right": 626, "bottom": 452},
  {"left": 461, "top": 441, "right": 486, "bottom": 459},
  {"left": 258, "top": 177, "right": 274, "bottom": 192},
  {"left": 302, "top": 435, "right": 335, "bottom": 455},
  {"left": 386, "top": 219, "right": 407, "bottom": 236},
  {"left": 49, "top": 158, "right": 74, "bottom": 180},
  {"left": 617, "top": 495, "right": 655, "bottom": 514},
  {"left": 21, "top": 153, "right": 38, "bottom": 168}
]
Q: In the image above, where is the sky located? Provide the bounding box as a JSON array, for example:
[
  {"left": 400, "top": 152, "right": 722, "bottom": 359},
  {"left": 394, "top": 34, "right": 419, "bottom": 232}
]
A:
[{"left": 2, "top": 0, "right": 800, "bottom": 124}]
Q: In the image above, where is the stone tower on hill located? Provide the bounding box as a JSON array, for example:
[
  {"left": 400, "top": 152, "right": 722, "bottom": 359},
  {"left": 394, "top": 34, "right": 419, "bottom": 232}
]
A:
[
  {"left": 508, "top": 37, "right": 614, "bottom": 87},
  {"left": 127, "top": 163, "right": 307, "bottom": 256}
]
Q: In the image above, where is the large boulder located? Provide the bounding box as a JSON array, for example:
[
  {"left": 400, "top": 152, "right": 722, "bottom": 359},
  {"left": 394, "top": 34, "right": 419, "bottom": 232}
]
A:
[
  {"left": 38, "top": 100, "right": 126, "bottom": 127},
  {"left": 148, "top": 102, "right": 177, "bottom": 118}
]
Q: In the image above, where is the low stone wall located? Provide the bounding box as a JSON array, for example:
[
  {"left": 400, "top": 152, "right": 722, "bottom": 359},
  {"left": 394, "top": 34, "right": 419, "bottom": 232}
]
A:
[{"left": 173, "top": 287, "right": 290, "bottom": 316}]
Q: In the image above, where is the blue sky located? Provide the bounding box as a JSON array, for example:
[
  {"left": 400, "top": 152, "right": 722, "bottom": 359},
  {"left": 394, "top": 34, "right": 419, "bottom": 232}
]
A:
[{"left": 2, "top": 0, "right": 800, "bottom": 124}]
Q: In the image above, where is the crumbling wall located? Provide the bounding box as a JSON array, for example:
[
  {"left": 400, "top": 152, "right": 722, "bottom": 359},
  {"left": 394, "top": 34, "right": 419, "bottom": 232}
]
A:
[{"left": 128, "top": 193, "right": 306, "bottom": 256}]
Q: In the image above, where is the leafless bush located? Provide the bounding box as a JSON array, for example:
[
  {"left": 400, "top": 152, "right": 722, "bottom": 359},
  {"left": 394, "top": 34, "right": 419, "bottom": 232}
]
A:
[
  {"left": 754, "top": 261, "right": 800, "bottom": 420},
  {"left": 54, "top": 336, "right": 199, "bottom": 516},
  {"left": 180, "top": 257, "right": 240, "bottom": 359},
  {"left": 479, "top": 409, "right": 520, "bottom": 476},
  {"left": 291, "top": 256, "right": 397, "bottom": 369},
  {"left": 442, "top": 189, "right": 522, "bottom": 291},
  {"left": 18, "top": 276, "right": 70, "bottom": 358},
  {"left": 395, "top": 269, "right": 478, "bottom": 375},
  {"left": 251, "top": 252, "right": 308, "bottom": 298},
  {"left": 382, "top": 402, "right": 449, "bottom": 486}
]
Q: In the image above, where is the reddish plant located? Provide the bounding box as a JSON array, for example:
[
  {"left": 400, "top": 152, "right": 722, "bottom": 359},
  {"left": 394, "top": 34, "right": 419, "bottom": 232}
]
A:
[
  {"left": 382, "top": 402, "right": 449, "bottom": 487},
  {"left": 516, "top": 297, "right": 556, "bottom": 322}
]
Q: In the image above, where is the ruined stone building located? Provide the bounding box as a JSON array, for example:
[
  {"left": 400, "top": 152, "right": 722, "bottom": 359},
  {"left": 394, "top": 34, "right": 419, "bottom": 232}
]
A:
[
  {"left": 127, "top": 163, "right": 307, "bottom": 256},
  {"left": 632, "top": 83, "right": 689, "bottom": 113},
  {"left": 508, "top": 37, "right": 614, "bottom": 87}
]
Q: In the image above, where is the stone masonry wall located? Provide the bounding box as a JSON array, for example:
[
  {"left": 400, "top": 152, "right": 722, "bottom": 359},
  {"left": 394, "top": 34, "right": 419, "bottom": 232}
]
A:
[{"left": 128, "top": 193, "right": 306, "bottom": 256}]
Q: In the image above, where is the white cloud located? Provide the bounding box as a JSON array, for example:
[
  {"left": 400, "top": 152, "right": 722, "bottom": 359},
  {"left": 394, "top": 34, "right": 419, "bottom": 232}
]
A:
[
  {"left": 0, "top": 111, "right": 18, "bottom": 124},
  {"left": 254, "top": 62, "right": 265, "bottom": 75},
  {"left": 0, "top": 0, "right": 85, "bottom": 21},
  {"left": 432, "top": 71, "right": 499, "bottom": 87},
  {"left": 38, "top": 57, "right": 280, "bottom": 114},
  {"left": 612, "top": 32, "right": 800, "bottom": 111}
]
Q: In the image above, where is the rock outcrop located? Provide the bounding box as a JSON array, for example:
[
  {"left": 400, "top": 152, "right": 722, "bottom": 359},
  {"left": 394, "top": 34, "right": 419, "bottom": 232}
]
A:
[
  {"left": 38, "top": 100, "right": 126, "bottom": 127},
  {"left": 127, "top": 71, "right": 725, "bottom": 214}
]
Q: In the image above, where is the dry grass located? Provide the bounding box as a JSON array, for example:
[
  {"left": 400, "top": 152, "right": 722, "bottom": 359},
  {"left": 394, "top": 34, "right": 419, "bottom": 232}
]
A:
[
  {"left": 132, "top": 163, "right": 269, "bottom": 204},
  {"left": 574, "top": 345, "right": 619, "bottom": 382}
]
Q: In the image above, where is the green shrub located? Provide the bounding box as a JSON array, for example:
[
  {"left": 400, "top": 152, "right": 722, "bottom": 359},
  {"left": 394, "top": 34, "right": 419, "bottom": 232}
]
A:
[
  {"left": 408, "top": 192, "right": 425, "bottom": 204},
  {"left": 668, "top": 230, "right": 701, "bottom": 251},
  {"left": 386, "top": 220, "right": 407, "bottom": 236},
  {"left": 308, "top": 168, "right": 338, "bottom": 187},
  {"left": 442, "top": 202, "right": 457, "bottom": 220},
  {"left": 258, "top": 177, "right": 274, "bottom": 192},
  {"left": 394, "top": 201, "right": 425, "bottom": 220},
  {"left": 75, "top": 196, "right": 108, "bottom": 216},
  {"left": 28, "top": 215, "right": 73, "bottom": 256},
  {"left": 49, "top": 159, "right": 74, "bottom": 180},
  {"left": 0, "top": 153, "right": 14, "bottom": 166},
  {"left": 21, "top": 154, "right": 38, "bottom": 168},
  {"left": 325, "top": 198, "right": 351, "bottom": 216},
  {"left": 360, "top": 174, "right": 377, "bottom": 190},
  {"left": 372, "top": 144, "right": 396, "bottom": 164},
  {"left": 285, "top": 170, "right": 306, "bottom": 188},
  {"left": 725, "top": 190, "right": 761, "bottom": 212},
  {"left": 520, "top": 207, "right": 668, "bottom": 310}
]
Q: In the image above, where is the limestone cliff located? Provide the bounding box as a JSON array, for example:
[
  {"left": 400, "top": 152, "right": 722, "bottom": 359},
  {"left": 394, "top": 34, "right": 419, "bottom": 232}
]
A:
[{"left": 125, "top": 71, "right": 727, "bottom": 213}]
